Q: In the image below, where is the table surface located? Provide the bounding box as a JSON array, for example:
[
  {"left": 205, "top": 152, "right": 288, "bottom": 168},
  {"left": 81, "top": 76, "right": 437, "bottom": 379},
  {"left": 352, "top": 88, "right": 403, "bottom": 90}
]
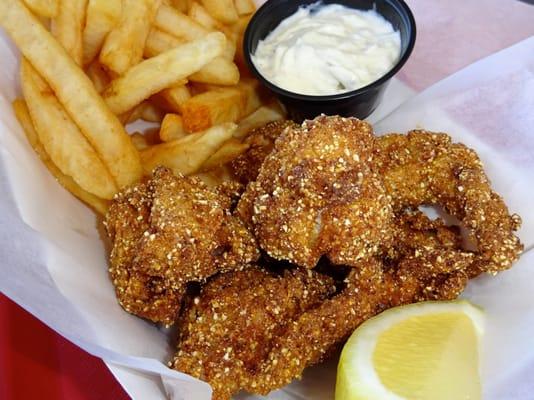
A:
[{"left": 2, "top": 1, "right": 533, "bottom": 399}]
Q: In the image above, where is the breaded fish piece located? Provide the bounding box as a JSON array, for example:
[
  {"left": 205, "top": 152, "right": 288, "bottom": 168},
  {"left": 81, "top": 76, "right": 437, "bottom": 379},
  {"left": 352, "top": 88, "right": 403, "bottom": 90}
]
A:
[
  {"left": 230, "top": 120, "right": 297, "bottom": 184},
  {"left": 237, "top": 115, "right": 393, "bottom": 269},
  {"left": 375, "top": 131, "right": 523, "bottom": 276},
  {"left": 251, "top": 252, "right": 471, "bottom": 394},
  {"left": 171, "top": 266, "right": 335, "bottom": 400},
  {"left": 105, "top": 167, "right": 259, "bottom": 325}
]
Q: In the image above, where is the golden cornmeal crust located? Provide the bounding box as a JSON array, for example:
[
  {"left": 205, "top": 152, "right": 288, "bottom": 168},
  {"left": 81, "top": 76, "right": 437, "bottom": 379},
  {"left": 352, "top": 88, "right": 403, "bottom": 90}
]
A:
[
  {"left": 171, "top": 266, "right": 335, "bottom": 400},
  {"left": 237, "top": 115, "right": 394, "bottom": 269},
  {"left": 230, "top": 120, "right": 297, "bottom": 184},
  {"left": 105, "top": 167, "right": 259, "bottom": 326},
  {"left": 250, "top": 252, "right": 471, "bottom": 394},
  {"left": 374, "top": 131, "right": 523, "bottom": 276}
]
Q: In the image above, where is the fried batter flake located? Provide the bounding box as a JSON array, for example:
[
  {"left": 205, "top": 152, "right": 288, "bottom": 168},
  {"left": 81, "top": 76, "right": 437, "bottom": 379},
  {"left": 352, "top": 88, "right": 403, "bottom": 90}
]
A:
[
  {"left": 105, "top": 167, "right": 259, "bottom": 325},
  {"left": 237, "top": 115, "right": 394, "bottom": 268}
]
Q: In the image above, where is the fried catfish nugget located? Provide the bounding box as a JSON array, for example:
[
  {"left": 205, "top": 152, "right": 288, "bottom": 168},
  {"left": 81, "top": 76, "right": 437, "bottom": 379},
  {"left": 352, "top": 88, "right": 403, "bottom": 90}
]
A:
[
  {"left": 251, "top": 252, "right": 471, "bottom": 394},
  {"left": 171, "top": 266, "right": 335, "bottom": 400},
  {"left": 231, "top": 120, "right": 297, "bottom": 184},
  {"left": 375, "top": 131, "right": 523, "bottom": 276},
  {"left": 105, "top": 167, "right": 259, "bottom": 325},
  {"left": 237, "top": 116, "right": 393, "bottom": 268}
]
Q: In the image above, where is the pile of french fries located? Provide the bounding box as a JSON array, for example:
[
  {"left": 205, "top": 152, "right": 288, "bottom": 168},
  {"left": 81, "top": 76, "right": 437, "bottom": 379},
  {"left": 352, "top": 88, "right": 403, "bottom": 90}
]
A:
[{"left": 0, "top": 0, "right": 286, "bottom": 215}]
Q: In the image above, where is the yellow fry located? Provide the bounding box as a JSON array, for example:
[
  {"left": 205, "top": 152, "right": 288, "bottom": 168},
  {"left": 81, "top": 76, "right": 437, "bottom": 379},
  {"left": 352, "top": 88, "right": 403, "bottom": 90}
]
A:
[
  {"left": 0, "top": 0, "right": 142, "bottom": 188},
  {"left": 182, "top": 79, "right": 261, "bottom": 132},
  {"left": 103, "top": 31, "right": 226, "bottom": 115},
  {"left": 144, "top": 28, "right": 185, "bottom": 58},
  {"left": 233, "top": 104, "right": 285, "bottom": 139},
  {"left": 82, "top": 0, "right": 122, "bottom": 65},
  {"left": 188, "top": 2, "right": 223, "bottom": 31},
  {"left": 130, "top": 132, "right": 150, "bottom": 150},
  {"left": 140, "top": 102, "right": 165, "bottom": 123},
  {"left": 189, "top": 57, "right": 239, "bottom": 86},
  {"left": 100, "top": 0, "right": 161, "bottom": 75},
  {"left": 13, "top": 99, "right": 109, "bottom": 214},
  {"left": 159, "top": 113, "right": 187, "bottom": 142},
  {"left": 191, "top": 165, "right": 234, "bottom": 187},
  {"left": 51, "top": 0, "right": 87, "bottom": 65},
  {"left": 200, "top": 0, "right": 238, "bottom": 24},
  {"left": 233, "top": 0, "right": 254, "bottom": 16},
  {"left": 22, "top": 0, "right": 58, "bottom": 18},
  {"left": 140, "top": 122, "right": 235, "bottom": 175},
  {"left": 200, "top": 138, "right": 248, "bottom": 171},
  {"left": 169, "top": 0, "right": 192, "bottom": 12},
  {"left": 85, "top": 61, "right": 110, "bottom": 93},
  {"left": 21, "top": 60, "right": 118, "bottom": 199},
  {"left": 155, "top": 4, "right": 209, "bottom": 41}
]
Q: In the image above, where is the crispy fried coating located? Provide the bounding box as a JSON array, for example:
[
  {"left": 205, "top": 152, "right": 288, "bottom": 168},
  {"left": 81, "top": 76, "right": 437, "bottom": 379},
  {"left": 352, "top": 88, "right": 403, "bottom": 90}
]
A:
[
  {"left": 230, "top": 120, "right": 297, "bottom": 184},
  {"left": 251, "top": 252, "right": 471, "bottom": 394},
  {"left": 105, "top": 167, "right": 259, "bottom": 325},
  {"left": 237, "top": 116, "right": 394, "bottom": 268},
  {"left": 171, "top": 266, "right": 335, "bottom": 400},
  {"left": 375, "top": 131, "right": 523, "bottom": 276}
]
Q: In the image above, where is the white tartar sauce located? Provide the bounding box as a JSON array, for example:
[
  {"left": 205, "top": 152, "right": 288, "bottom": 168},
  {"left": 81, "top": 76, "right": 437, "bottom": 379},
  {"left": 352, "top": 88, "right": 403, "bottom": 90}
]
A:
[{"left": 252, "top": 3, "right": 401, "bottom": 96}]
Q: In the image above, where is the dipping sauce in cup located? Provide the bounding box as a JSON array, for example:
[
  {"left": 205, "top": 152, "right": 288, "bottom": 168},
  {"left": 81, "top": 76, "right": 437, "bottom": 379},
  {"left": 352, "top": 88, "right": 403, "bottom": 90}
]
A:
[
  {"left": 243, "top": 0, "right": 416, "bottom": 121},
  {"left": 252, "top": 3, "right": 401, "bottom": 96}
]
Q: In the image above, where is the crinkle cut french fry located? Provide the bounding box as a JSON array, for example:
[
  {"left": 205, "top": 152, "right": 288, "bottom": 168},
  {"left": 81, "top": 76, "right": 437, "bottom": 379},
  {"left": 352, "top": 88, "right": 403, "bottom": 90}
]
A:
[
  {"left": 159, "top": 113, "right": 187, "bottom": 142},
  {"left": 140, "top": 122, "right": 235, "bottom": 175},
  {"left": 82, "top": 0, "right": 122, "bottom": 65},
  {"left": 103, "top": 32, "right": 226, "bottom": 115},
  {"left": 51, "top": 0, "right": 88, "bottom": 65},
  {"left": 23, "top": 0, "right": 59, "bottom": 18},
  {"left": 100, "top": 0, "right": 161, "bottom": 75},
  {"left": 200, "top": 0, "right": 238, "bottom": 24},
  {"left": 12, "top": 99, "right": 109, "bottom": 215},
  {"left": 21, "top": 60, "right": 118, "bottom": 199},
  {"left": 0, "top": 0, "right": 142, "bottom": 188},
  {"left": 181, "top": 79, "right": 261, "bottom": 132}
]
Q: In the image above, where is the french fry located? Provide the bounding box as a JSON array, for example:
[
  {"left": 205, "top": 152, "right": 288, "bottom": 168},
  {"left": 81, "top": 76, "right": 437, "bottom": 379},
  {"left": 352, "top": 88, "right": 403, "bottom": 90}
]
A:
[
  {"left": 188, "top": 2, "right": 224, "bottom": 31},
  {"left": 130, "top": 132, "right": 150, "bottom": 151},
  {"left": 21, "top": 61, "right": 118, "bottom": 199},
  {"left": 221, "top": 39, "right": 236, "bottom": 61},
  {"left": 140, "top": 122, "right": 235, "bottom": 175},
  {"left": 233, "top": 104, "right": 285, "bottom": 139},
  {"left": 85, "top": 61, "right": 110, "bottom": 93},
  {"left": 13, "top": 99, "right": 109, "bottom": 215},
  {"left": 159, "top": 113, "right": 187, "bottom": 142},
  {"left": 233, "top": 0, "right": 254, "bottom": 16},
  {"left": 200, "top": 0, "right": 238, "bottom": 25},
  {"left": 0, "top": 0, "right": 143, "bottom": 188},
  {"left": 144, "top": 28, "right": 185, "bottom": 58},
  {"left": 182, "top": 79, "right": 261, "bottom": 132},
  {"left": 140, "top": 102, "right": 165, "bottom": 123},
  {"left": 189, "top": 57, "right": 240, "bottom": 86},
  {"left": 155, "top": 4, "right": 209, "bottom": 41},
  {"left": 82, "top": 0, "right": 122, "bottom": 65},
  {"left": 51, "top": 0, "right": 88, "bottom": 65},
  {"left": 200, "top": 138, "right": 248, "bottom": 171},
  {"left": 191, "top": 165, "right": 233, "bottom": 187},
  {"left": 100, "top": 0, "right": 161, "bottom": 75},
  {"left": 103, "top": 32, "right": 226, "bottom": 115},
  {"left": 169, "top": 0, "right": 193, "bottom": 12},
  {"left": 22, "top": 0, "right": 58, "bottom": 18},
  {"left": 157, "top": 84, "right": 191, "bottom": 113}
]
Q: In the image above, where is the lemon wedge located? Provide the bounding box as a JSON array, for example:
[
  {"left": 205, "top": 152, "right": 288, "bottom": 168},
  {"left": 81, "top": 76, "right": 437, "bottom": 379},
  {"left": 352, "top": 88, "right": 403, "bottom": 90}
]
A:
[{"left": 336, "top": 300, "right": 484, "bottom": 400}]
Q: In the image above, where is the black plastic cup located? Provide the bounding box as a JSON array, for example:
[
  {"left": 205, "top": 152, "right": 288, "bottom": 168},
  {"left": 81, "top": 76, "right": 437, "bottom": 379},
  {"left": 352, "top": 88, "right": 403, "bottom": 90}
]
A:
[{"left": 244, "top": 0, "right": 416, "bottom": 121}]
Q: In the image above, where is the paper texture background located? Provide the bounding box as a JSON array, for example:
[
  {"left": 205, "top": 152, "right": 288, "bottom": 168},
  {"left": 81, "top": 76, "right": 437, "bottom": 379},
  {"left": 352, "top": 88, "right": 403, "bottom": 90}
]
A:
[{"left": 1, "top": 1, "right": 533, "bottom": 398}]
